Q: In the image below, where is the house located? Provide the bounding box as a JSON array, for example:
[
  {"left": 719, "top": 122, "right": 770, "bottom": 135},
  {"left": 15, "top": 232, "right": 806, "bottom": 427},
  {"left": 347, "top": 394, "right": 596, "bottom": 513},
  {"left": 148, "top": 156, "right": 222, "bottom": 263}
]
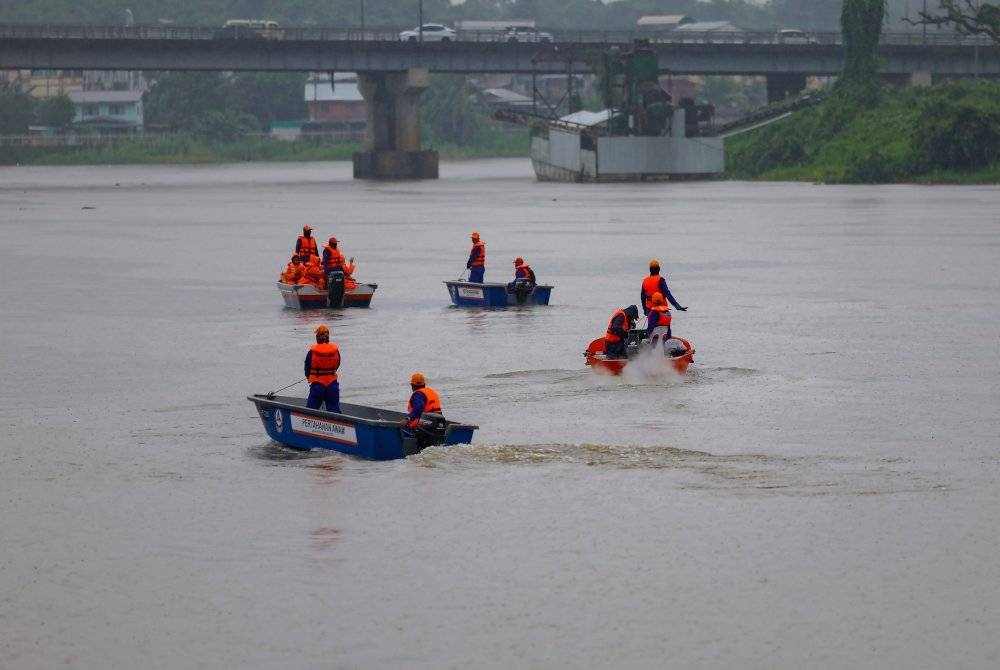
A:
[
  {"left": 480, "top": 87, "right": 534, "bottom": 112},
  {"left": 303, "top": 73, "right": 366, "bottom": 132},
  {"left": 636, "top": 15, "right": 697, "bottom": 31},
  {"left": 68, "top": 90, "right": 144, "bottom": 133},
  {"left": 673, "top": 21, "right": 744, "bottom": 35}
]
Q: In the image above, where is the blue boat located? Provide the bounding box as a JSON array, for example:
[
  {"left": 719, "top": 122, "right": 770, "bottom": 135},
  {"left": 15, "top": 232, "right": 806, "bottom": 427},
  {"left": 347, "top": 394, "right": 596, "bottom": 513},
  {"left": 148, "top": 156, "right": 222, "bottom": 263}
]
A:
[
  {"left": 248, "top": 394, "right": 478, "bottom": 460},
  {"left": 444, "top": 280, "right": 553, "bottom": 307}
]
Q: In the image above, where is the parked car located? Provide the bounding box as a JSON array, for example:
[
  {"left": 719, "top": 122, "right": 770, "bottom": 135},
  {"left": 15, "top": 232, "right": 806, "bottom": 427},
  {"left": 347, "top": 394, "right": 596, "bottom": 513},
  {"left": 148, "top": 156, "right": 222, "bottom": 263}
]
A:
[
  {"left": 399, "top": 24, "right": 456, "bottom": 42},
  {"left": 776, "top": 28, "right": 817, "bottom": 44},
  {"left": 504, "top": 25, "right": 553, "bottom": 43},
  {"left": 213, "top": 19, "right": 284, "bottom": 40}
]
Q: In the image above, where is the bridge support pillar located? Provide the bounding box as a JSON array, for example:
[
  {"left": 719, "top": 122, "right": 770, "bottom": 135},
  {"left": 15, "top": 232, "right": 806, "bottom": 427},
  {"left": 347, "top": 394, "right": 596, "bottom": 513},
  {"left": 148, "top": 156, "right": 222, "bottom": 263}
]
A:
[
  {"left": 353, "top": 69, "right": 438, "bottom": 180},
  {"left": 766, "top": 73, "right": 807, "bottom": 103}
]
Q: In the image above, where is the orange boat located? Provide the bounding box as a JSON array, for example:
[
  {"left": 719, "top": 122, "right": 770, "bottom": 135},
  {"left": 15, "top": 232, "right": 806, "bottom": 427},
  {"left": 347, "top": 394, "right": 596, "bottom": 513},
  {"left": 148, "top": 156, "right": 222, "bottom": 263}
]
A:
[{"left": 584, "top": 328, "right": 694, "bottom": 375}]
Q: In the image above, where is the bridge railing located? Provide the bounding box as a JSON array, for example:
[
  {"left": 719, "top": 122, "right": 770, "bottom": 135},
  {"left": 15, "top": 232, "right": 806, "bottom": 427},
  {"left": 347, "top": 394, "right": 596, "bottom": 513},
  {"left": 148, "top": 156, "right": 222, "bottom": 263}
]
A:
[{"left": 0, "top": 23, "right": 994, "bottom": 47}]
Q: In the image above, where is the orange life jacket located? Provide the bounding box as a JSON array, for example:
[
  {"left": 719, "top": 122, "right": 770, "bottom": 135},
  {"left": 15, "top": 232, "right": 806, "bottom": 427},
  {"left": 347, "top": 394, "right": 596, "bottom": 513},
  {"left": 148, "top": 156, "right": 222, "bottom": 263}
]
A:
[
  {"left": 281, "top": 263, "right": 301, "bottom": 283},
  {"left": 642, "top": 275, "right": 666, "bottom": 310},
  {"left": 297, "top": 235, "right": 318, "bottom": 259},
  {"left": 605, "top": 309, "right": 628, "bottom": 343},
  {"left": 308, "top": 343, "right": 340, "bottom": 385},
  {"left": 407, "top": 386, "right": 442, "bottom": 426},
  {"left": 514, "top": 263, "right": 533, "bottom": 280},
  {"left": 649, "top": 305, "right": 672, "bottom": 328},
  {"left": 298, "top": 261, "right": 325, "bottom": 287},
  {"left": 469, "top": 241, "right": 486, "bottom": 267},
  {"left": 323, "top": 245, "right": 345, "bottom": 272}
]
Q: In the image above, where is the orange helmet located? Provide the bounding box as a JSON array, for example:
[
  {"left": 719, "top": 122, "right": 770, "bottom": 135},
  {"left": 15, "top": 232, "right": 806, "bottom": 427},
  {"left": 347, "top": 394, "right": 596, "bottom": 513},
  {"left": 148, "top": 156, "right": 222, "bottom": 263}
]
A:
[
  {"left": 649, "top": 258, "right": 660, "bottom": 269},
  {"left": 651, "top": 292, "right": 666, "bottom": 306},
  {"left": 410, "top": 372, "right": 426, "bottom": 386},
  {"left": 471, "top": 231, "right": 480, "bottom": 240},
  {"left": 315, "top": 324, "right": 330, "bottom": 335},
  {"left": 514, "top": 257, "right": 524, "bottom": 265}
]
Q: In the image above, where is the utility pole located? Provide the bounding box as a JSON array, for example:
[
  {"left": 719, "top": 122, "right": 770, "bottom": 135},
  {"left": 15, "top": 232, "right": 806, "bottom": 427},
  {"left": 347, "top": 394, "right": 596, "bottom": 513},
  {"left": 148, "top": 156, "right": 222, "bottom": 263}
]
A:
[
  {"left": 922, "top": 0, "right": 927, "bottom": 44},
  {"left": 419, "top": 0, "right": 424, "bottom": 42}
]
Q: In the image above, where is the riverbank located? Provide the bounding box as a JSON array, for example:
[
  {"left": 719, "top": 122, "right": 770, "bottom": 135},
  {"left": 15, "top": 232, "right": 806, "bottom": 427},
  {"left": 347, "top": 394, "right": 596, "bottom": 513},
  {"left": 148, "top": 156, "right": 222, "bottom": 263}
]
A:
[
  {"left": 0, "top": 126, "right": 530, "bottom": 166},
  {"left": 726, "top": 80, "right": 1000, "bottom": 184}
]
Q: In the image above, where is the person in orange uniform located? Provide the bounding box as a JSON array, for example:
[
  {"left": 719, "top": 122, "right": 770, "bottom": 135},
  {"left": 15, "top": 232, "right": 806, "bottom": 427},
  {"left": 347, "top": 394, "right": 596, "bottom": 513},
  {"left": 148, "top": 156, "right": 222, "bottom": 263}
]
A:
[
  {"left": 305, "top": 324, "right": 341, "bottom": 412},
  {"left": 604, "top": 305, "right": 639, "bottom": 360},
  {"left": 322, "top": 237, "right": 346, "bottom": 274},
  {"left": 296, "top": 225, "right": 318, "bottom": 263},
  {"left": 297, "top": 255, "right": 326, "bottom": 289},
  {"left": 646, "top": 292, "right": 673, "bottom": 337},
  {"left": 401, "top": 372, "right": 442, "bottom": 438},
  {"left": 507, "top": 257, "right": 536, "bottom": 292},
  {"left": 640, "top": 258, "right": 687, "bottom": 316},
  {"left": 466, "top": 231, "right": 486, "bottom": 283},
  {"left": 280, "top": 255, "right": 302, "bottom": 284}
]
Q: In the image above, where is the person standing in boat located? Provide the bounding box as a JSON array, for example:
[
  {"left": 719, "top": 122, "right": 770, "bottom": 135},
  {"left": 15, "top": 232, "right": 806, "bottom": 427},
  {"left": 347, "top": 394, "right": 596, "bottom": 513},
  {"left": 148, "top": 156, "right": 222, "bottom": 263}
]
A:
[
  {"left": 401, "top": 372, "right": 442, "bottom": 438},
  {"left": 296, "top": 225, "right": 318, "bottom": 263},
  {"left": 640, "top": 259, "right": 687, "bottom": 316},
  {"left": 646, "top": 292, "right": 673, "bottom": 338},
  {"left": 323, "top": 236, "right": 357, "bottom": 285},
  {"left": 466, "top": 231, "right": 486, "bottom": 283},
  {"left": 604, "top": 305, "right": 639, "bottom": 360},
  {"left": 305, "top": 324, "right": 341, "bottom": 413}
]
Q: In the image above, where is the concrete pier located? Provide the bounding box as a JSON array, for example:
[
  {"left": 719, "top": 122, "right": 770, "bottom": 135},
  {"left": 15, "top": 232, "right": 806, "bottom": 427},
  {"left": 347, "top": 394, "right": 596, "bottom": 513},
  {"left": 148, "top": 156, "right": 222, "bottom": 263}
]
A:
[{"left": 353, "top": 68, "right": 438, "bottom": 180}]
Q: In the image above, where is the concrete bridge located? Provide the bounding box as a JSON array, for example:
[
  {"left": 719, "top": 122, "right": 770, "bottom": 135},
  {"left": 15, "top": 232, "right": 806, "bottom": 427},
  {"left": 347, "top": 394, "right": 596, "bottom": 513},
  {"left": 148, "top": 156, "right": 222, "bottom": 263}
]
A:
[{"left": 2, "top": 25, "right": 997, "bottom": 178}]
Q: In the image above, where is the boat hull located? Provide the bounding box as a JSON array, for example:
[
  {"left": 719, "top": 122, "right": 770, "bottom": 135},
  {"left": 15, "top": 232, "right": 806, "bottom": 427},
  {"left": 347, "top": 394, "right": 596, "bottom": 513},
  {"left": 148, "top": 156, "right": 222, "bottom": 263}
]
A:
[
  {"left": 531, "top": 132, "right": 724, "bottom": 183},
  {"left": 248, "top": 395, "right": 477, "bottom": 460},
  {"left": 277, "top": 281, "right": 377, "bottom": 309},
  {"left": 444, "top": 281, "right": 553, "bottom": 307},
  {"left": 584, "top": 333, "right": 695, "bottom": 375}
]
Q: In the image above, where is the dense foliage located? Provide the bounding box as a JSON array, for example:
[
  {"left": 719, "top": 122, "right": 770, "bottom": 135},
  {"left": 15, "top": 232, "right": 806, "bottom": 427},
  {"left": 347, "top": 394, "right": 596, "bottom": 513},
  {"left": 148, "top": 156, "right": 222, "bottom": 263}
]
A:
[
  {"left": 840, "top": 0, "right": 886, "bottom": 83},
  {"left": 726, "top": 80, "right": 1000, "bottom": 183},
  {"left": 918, "top": 1, "right": 1000, "bottom": 42},
  {"left": 0, "top": 81, "right": 75, "bottom": 133}
]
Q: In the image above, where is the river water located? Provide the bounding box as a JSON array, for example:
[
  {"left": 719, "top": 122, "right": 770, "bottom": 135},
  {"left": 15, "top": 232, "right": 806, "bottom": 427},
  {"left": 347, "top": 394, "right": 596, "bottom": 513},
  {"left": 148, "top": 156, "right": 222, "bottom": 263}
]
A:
[{"left": 1, "top": 159, "right": 998, "bottom": 668}]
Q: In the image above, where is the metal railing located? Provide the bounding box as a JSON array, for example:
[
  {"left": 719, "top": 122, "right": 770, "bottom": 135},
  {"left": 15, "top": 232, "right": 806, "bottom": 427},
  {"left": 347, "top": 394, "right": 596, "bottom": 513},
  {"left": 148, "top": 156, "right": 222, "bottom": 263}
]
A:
[{"left": 0, "top": 23, "right": 995, "bottom": 47}]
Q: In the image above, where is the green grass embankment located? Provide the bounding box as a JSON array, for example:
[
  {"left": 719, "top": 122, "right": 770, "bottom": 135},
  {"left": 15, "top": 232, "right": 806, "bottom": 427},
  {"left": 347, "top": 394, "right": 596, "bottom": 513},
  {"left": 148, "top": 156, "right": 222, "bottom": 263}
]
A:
[
  {"left": 726, "top": 80, "right": 1000, "bottom": 184},
  {"left": 0, "top": 126, "right": 529, "bottom": 167}
]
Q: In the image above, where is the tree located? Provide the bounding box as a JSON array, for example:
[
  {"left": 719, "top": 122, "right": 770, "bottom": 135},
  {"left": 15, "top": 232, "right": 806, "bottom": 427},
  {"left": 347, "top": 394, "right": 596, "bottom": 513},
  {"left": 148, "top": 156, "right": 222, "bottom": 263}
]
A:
[
  {"left": 144, "top": 72, "right": 232, "bottom": 132},
  {"left": 229, "top": 73, "right": 306, "bottom": 130},
  {"left": 0, "top": 80, "right": 34, "bottom": 134},
  {"left": 421, "top": 75, "right": 483, "bottom": 144},
  {"left": 919, "top": 1, "right": 1000, "bottom": 42},
  {"left": 35, "top": 95, "right": 76, "bottom": 128},
  {"left": 840, "top": 0, "right": 887, "bottom": 83}
]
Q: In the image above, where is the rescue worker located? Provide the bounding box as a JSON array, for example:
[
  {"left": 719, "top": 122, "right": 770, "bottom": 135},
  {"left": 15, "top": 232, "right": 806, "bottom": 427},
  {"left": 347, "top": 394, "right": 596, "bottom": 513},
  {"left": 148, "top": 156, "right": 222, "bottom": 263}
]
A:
[
  {"left": 604, "top": 305, "right": 639, "bottom": 360},
  {"left": 466, "top": 231, "right": 486, "bottom": 283},
  {"left": 296, "top": 225, "right": 318, "bottom": 263},
  {"left": 640, "top": 258, "right": 687, "bottom": 316},
  {"left": 507, "top": 257, "right": 536, "bottom": 292},
  {"left": 297, "top": 255, "right": 326, "bottom": 289},
  {"left": 401, "top": 372, "right": 443, "bottom": 438},
  {"left": 280, "top": 255, "right": 302, "bottom": 284},
  {"left": 646, "top": 292, "right": 673, "bottom": 337},
  {"left": 322, "top": 237, "right": 346, "bottom": 274},
  {"left": 304, "top": 324, "right": 341, "bottom": 412},
  {"left": 323, "top": 236, "right": 357, "bottom": 289}
]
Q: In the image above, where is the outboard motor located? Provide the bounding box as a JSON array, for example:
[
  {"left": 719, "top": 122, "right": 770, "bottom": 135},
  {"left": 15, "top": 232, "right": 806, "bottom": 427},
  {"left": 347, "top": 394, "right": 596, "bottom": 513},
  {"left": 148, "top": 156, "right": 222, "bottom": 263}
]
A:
[
  {"left": 326, "top": 270, "right": 345, "bottom": 308},
  {"left": 416, "top": 412, "right": 448, "bottom": 447},
  {"left": 512, "top": 278, "right": 534, "bottom": 305},
  {"left": 403, "top": 412, "right": 448, "bottom": 456}
]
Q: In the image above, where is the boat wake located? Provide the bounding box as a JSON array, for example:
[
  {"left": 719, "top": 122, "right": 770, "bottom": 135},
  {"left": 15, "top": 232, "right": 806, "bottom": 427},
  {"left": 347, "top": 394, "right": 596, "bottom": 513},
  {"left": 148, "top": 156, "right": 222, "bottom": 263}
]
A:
[{"left": 411, "top": 443, "right": 948, "bottom": 497}]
